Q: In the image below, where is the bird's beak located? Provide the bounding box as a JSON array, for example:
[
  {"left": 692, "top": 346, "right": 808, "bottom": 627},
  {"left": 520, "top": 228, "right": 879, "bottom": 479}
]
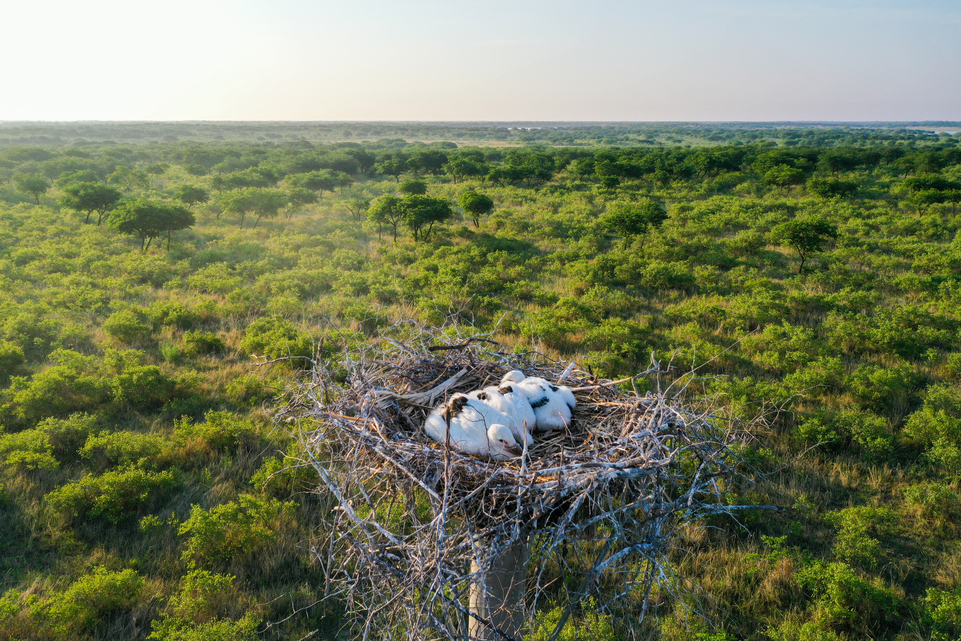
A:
[{"left": 506, "top": 443, "right": 523, "bottom": 457}]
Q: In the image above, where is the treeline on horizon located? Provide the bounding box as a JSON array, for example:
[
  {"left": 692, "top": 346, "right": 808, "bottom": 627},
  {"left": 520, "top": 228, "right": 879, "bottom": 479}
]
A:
[
  {"left": 0, "top": 124, "right": 960, "bottom": 640},
  {"left": 1, "top": 120, "right": 958, "bottom": 148}
]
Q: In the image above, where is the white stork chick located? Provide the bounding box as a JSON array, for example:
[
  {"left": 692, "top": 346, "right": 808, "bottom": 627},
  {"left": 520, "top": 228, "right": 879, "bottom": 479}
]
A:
[
  {"left": 423, "top": 394, "right": 523, "bottom": 460},
  {"left": 501, "top": 370, "right": 576, "bottom": 432},
  {"left": 494, "top": 383, "right": 537, "bottom": 444},
  {"left": 468, "top": 386, "right": 535, "bottom": 448}
]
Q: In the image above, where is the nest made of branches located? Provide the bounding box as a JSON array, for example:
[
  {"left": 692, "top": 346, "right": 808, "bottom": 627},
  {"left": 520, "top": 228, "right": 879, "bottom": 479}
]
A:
[
  {"left": 273, "top": 323, "right": 764, "bottom": 640},
  {"left": 283, "top": 334, "right": 711, "bottom": 531}
]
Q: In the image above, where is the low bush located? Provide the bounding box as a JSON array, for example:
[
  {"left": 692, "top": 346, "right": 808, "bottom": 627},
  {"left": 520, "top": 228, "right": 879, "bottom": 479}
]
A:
[
  {"left": 111, "top": 365, "right": 178, "bottom": 409},
  {"left": 45, "top": 467, "right": 180, "bottom": 524},
  {"left": 149, "top": 570, "right": 261, "bottom": 641},
  {"left": 103, "top": 308, "right": 154, "bottom": 345},
  {"left": 81, "top": 430, "right": 166, "bottom": 470},
  {"left": 182, "top": 331, "right": 226, "bottom": 357},
  {"left": 178, "top": 494, "right": 295, "bottom": 568}
]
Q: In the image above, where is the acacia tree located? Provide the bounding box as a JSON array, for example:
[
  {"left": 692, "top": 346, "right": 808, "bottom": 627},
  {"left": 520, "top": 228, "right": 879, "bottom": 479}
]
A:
[
  {"left": 366, "top": 194, "right": 404, "bottom": 241},
  {"left": 14, "top": 174, "right": 49, "bottom": 204},
  {"left": 774, "top": 216, "right": 838, "bottom": 273},
  {"left": 220, "top": 188, "right": 288, "bottom": 228},
  {"left": 400, "top": 195, "right": 453, "bottom": 242},
  {"left": 285, "top": 188, "right": 319, "bottom": 220},
  {"left": 59, "top": 182, "right": 123, "bottom": 225},
  {"left": 458, "top": 190, "right": 494, "bottom": 227},
  {"left": 345, "top": 197, "right": 371, "bottom": 221},
  {"left": 398, "top": 179, "right": 428, "bottom": 196},
  {"left": 375, "top": 154, "right": 408, "bottom": 182},
  {"left": 108, "top": 166, "right": 150, "bottom": 192},
  {"left": 443, "top": 158, "right": 488, "bottom": 184},
  {"left": 174, "top": 185, "right": 211, "bottom": 209},
  {"left": 602, "top": 199, "right": 668, "bottom": 244},
  {"left": 218, "top": 189, "right": 256, "bottom": 228},
  {"left": 109, "top": 199, "right": 195, "bottom": 251},
  {"left": 288, "top": 170, "right": 352, "bottom": 198}
]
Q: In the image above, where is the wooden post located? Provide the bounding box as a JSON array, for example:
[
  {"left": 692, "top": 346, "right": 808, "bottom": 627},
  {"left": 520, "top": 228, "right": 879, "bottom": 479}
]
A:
[{"left": 468, "top": 535, "right": 530, "bottom": 641}]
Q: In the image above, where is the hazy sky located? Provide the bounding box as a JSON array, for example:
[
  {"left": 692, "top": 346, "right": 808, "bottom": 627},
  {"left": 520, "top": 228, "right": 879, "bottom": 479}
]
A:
[{"left": 3, "top": 0, "right": 959, "bottom": 122}]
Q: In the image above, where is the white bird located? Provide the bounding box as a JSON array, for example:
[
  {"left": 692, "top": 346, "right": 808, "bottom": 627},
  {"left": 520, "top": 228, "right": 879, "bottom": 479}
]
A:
[
  {"left": 501, "top": 370, "right": 576, "bottom": 432},
  {"left": 468, "top": 386, "right": 535, "bottom": 447},
  {"left": 423, "top": 394, "right": 523, "bottom": 460},
  {"left": 492, "top": 383, "right": 537, "bottom": 444}
]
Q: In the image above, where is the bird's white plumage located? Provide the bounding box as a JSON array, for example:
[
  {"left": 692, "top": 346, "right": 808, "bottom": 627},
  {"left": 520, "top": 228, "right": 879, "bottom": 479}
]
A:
[
  {"left": 500, "top": 370, "right": 577, "bottom": 432},
  {"left": 423, "top": 393, "right": 523, "bottom": 460},
  {"left": 495, "top": 383, "right": 537, "bottom": 444},
  {"left": 468, "top": 386, "right": 534, "bottom": 447}
]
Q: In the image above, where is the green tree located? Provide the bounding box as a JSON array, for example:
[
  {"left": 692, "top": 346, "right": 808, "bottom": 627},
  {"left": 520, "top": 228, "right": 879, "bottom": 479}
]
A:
[
  {"left": 763, "top": 164, "right": 806, "bottom": 188},
  {"left": 218, "top": 188, "right": 285, "bottom": 228},
  {"left": 602, "top": 199, "right": 668, "bottom": 240},
  {"left": 345, "top": 197, "right": 371, "bottom": 221},
  {"left": 398, "top": 178, "right": 428, "bottom": 196},
  {"left": 400, "top": 194, "right": 453, "bottom": 242},
  {"left": 248, "top": 188, "right": 288, "bottom": 227},
  {"left": 109, "top": 198, "right": 196, "bottom": 250},
  {"left": 108, "top": 165, "right": 150, "bottom": 192},
  {"left": 285, "top": 187, "right": 318, "bottom": 219},
  {"left": 288, "top": 169, "right": 351, "bottom": 196},
  {"left": 408, "top": 149, "right": 449, "bottom": 175},
  {"left": 58, "top": 182, "right": 122, "bottom": 225},
  {"left": 14, "top": 173, "right": 49, "bottom": 204},
  {"left": 444, "top": 157, "right": 488, "bottom": 184},
  {"left": 375, "top": 154, "right": 408, "bottom": 182},
  {"left": 367, "top": 194, "right": 404, "bottom": 241},
  {"left": 458, "top": 190, "right": 495, "bottom": 227},
  {"left": 174, "top": 184, "right": 211, "bottom": 209},
  {"left": 773, "top": 216, "right": 838, "bottom": 273},
  {"left": 808, "top": 177, "right": 859, "bottom": 199}
]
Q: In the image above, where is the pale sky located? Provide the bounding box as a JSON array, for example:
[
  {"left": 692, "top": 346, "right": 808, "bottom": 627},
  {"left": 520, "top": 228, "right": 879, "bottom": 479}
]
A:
[{"left": 3, "top": 0, "right": 959, "bottom": 122}]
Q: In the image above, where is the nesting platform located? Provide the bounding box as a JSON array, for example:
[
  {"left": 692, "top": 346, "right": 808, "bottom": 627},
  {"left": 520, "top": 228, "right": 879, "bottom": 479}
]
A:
[{"left": 274, "top": 328, "right": 757, "bottom": 640}]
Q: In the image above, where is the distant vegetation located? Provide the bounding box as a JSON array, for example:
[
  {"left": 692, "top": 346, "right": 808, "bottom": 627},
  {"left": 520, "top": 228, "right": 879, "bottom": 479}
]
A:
[{"left": 0, "top": 121, "right": 960, "bottom": 640}]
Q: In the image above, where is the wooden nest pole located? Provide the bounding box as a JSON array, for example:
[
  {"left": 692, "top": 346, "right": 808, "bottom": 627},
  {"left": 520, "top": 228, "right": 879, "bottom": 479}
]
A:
[{"left": 272, "top": 323, "right": 769, "bottom": 640}]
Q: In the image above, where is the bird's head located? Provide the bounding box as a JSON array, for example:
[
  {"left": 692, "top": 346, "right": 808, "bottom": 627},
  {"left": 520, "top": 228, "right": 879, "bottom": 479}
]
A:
[{"left": 487, "top": 423, "right": 522, "bottom": 458}]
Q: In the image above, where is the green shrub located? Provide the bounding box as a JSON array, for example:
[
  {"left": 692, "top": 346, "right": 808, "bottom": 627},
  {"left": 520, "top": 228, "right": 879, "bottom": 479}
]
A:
[
  {"left": 0, "top": 427, "right": 58, "bottom": 470},
  {"left": 530, "top": 597, "right": 618, "bottom": 641},
  {"left": 178, "top": 494, "right": 295, "bottom": 568},
  {"left": 182, "top": 331, "right": 226, "bottom": 357},
  {"left": 904, "top": 384, "right": 961, "bottom": 470},
  {"left": 172, "top": 411, "right": 261, "bottom": 454},
  {"left": 0, "top": 414, "right": 96, "bottom": 470},
  {"left": 795, "top": 561, "right": 902, "bottom": 635},
  {"left": 45, "top": 467, "right": 180, "bottom": 524},
  {"left": 9, "top": 351, "right": 110, "bottom": 421},
  {"left": 38, "top": 413, "right": 99, "bottom": 463},
  {"left": 45, "top": 567, "right": 144, "bottom": 635},
  {"left": 922, "top": 587, "right": 961, "bottom": 641},
  {"left": 81, "top": 430, "right": 165, "bottom": 470},
  {"left": 239, "top": 317, "right": 314, "bottom": 366},
  {"left": 148, "top": 300, "right": 200, "bottom": 330},
  {"left": 149, "top": 570, "right": 261, "bottom": 641},
  {"left": 847, "top": 363, "right": 920, "bottom": 419},
  {"left": 830, "top": 409, "right": 894, "bottom": 456},
  {"left": 103, "top": 308, "right": 153, "bottom": 345},
  {"left": 0, "top": 340, "right": 26, "bottom": 382},
  {"left": 111, "top": 365, "right": 178, "bottom": 409},
  {"left": 826, "top": 507, "right": 895, "bottom": 569}
]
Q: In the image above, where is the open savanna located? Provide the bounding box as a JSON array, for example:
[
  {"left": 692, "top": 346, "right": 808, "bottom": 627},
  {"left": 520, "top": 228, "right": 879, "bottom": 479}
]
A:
[{"left": 0, "top": 122, "right": 960, "bottom": 640}]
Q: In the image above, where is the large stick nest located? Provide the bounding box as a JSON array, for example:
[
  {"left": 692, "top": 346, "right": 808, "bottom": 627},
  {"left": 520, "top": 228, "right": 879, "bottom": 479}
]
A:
[{"left": 274, "top": 323, "right": 763, "bottom": 639}]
